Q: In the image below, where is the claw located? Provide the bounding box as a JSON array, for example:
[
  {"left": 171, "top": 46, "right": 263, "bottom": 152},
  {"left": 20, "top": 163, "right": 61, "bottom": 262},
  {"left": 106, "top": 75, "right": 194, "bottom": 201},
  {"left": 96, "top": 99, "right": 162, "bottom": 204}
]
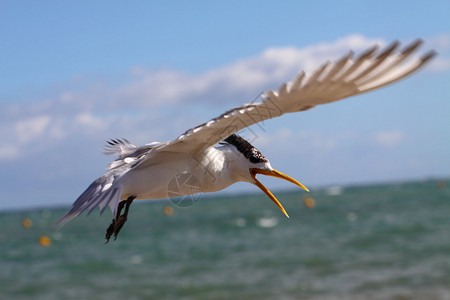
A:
[
  {"left": 104, "top": 196, "right": 135, "bottom": 243},
  {"left": 105, "top": 219, "right": 115, "bottom": 243},
  {"left": 113, "top": 215, "right": 127, "bottom": 240}
]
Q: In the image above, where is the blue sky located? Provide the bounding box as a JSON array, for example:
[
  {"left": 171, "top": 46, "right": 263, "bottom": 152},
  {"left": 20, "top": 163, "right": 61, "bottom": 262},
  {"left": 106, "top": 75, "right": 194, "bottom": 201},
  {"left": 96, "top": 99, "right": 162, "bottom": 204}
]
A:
[{"left": 1, "top": 1, "right": 449, "bottom": 211}]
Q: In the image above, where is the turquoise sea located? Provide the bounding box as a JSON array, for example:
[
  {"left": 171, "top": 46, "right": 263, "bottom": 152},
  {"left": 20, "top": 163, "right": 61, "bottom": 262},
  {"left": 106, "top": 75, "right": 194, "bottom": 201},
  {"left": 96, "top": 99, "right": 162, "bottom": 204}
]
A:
[{"left": 1, "top": 179, "right": 450, "bottom": 299}]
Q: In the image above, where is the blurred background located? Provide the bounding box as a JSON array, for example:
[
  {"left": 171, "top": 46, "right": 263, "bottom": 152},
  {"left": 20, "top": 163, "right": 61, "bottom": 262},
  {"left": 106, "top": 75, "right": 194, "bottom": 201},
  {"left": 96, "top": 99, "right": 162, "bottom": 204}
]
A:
[{"left": 1, "top": 1, "right": 449, "bottom": 299}]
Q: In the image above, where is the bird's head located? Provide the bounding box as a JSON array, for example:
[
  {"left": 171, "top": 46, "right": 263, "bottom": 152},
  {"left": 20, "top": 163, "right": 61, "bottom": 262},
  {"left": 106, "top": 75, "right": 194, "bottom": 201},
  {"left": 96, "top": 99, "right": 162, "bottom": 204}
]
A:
[{"left": 224, "top": 134, "right": 309, "bottom": 218}]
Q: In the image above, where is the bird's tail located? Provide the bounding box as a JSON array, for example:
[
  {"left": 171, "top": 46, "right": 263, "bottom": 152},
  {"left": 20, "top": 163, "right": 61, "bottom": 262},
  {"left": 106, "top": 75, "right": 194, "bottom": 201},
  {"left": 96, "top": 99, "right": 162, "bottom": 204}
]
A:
[{"left": 54, "top": 173, "right": 123, "bottom": 228}]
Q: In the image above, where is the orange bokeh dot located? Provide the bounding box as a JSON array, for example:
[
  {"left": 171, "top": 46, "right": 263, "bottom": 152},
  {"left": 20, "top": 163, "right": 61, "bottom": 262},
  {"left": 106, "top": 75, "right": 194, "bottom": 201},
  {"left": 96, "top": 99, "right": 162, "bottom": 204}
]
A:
[
  {"left": 39, "top": 236, "right": 52, "bottom": 247},
  {"left": 163, "top": 205, "right": 174, "bottom": 216},
  {"left": 303, "top": 196, "right": 316, "bottom": 208},
  {"left": 21, "top": 218, "right": 33, "bottom": 228}
]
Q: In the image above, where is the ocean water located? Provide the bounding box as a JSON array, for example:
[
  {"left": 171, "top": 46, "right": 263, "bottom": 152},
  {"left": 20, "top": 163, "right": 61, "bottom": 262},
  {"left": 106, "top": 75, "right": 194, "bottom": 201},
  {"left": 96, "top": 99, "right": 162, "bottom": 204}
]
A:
[{"left": 1, "top": 179, "right": 450, "bottom": 300}]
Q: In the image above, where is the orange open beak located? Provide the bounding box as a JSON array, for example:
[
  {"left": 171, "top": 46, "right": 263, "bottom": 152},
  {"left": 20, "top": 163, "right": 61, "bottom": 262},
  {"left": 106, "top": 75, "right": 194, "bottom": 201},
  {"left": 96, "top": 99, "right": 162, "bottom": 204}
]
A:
[{"left": 250, "top": 168, "right": 309, "bottom": 218}]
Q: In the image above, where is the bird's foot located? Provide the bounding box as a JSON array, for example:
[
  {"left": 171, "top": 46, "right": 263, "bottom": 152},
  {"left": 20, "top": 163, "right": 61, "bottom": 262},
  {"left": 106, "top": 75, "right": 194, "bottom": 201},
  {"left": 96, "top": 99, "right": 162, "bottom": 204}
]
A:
[
  {"left": 104, "top": 196, "right": 135, "bottom": 243},
  {"left": 105, "top": 219, "right": 115, "bottom": 243},
  {"left": 105, "top": 216, "right": 127, "bottom": 243}
]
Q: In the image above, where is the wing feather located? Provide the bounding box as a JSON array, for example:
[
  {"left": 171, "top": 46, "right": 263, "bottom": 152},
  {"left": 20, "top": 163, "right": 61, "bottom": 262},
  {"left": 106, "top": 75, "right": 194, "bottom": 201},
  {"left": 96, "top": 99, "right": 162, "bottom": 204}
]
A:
[
  {"left": 268, "top": 39, "right": 435, "bottom": 112},
  {"left": 318, "top": 51, "right": 353, "bottom": 84},
  {"left": 55, "top": 173, "right": 125, "bottom": 227},
  {"left": 133, "top": 40, "right": 435, "bottom": 167}
]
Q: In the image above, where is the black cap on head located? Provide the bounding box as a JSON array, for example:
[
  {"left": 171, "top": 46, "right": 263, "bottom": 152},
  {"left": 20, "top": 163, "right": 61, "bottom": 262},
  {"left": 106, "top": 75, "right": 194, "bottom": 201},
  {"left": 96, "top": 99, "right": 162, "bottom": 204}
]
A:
[{"left": 224, "top": 134, "right": 268, "bottom": 164}]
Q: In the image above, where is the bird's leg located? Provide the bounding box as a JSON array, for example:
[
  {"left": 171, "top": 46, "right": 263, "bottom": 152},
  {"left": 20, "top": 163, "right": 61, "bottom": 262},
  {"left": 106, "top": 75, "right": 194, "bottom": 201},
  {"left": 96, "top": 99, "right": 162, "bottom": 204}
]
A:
[
  {"left": 105, "top": 200, "right": 126, "bottom": 242},
  {"left": 105, "top": 196, "right": 136, "bottom": 243},
  {"left": 112, "top": 196, "right": 135, "bottom": 240}
]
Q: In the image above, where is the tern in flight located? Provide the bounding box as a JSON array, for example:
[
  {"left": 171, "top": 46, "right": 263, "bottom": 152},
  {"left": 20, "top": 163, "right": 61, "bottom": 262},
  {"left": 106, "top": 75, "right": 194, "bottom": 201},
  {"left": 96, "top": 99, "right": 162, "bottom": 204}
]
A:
[{"left": 56, "top": 39, "right": 435, "bottom": 242}]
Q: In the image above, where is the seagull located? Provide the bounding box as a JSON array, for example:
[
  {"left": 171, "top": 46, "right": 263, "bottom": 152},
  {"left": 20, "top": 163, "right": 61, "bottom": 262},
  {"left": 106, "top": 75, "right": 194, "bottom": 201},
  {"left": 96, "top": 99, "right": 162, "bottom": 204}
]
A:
[{"left": 56, "top": 39, "right": 435, "bottom": 242}]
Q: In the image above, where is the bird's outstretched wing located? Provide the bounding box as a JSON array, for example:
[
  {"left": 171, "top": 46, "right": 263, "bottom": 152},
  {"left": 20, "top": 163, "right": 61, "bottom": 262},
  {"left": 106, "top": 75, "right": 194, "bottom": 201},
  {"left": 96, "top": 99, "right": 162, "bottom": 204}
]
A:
[{"left": 136, "top": 39, "right": 436, "bottom": 166}]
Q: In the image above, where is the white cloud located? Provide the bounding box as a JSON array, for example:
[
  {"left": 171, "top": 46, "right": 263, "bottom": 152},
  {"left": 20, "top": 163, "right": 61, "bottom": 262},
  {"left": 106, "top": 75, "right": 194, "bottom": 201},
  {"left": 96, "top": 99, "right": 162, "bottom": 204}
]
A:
[
  {"left": 372, "top": 130, "right": 406, "bottom": 147},
  {"left": 14, "top": 115, "right": 51, "bottom": 143},
  {"left": 116, "top": 34, "right": 384, "bottom": 109},
  {"left": 0, "top": 34, "right": 426, "bottom": 166},
  {"left": 255, "top": 128, "right": 408, "bottom": 163},
  {"left": 75, "top": 112, "right": 108, "bottom": 131},
  {"left": 257, "top": 128, "right": 341, "bottom": 157}
]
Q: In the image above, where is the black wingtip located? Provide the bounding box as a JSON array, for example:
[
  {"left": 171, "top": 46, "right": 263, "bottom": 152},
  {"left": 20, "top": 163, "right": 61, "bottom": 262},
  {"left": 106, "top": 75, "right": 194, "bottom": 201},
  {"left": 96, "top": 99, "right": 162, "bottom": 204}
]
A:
[
  {"left": 422, "top": 50, "right": 438, "bottom": 62},
  {"left": 400, "top": 39, "right": 424, "bottom": 55},
  {"left": 376, "top": 40, "right": 400, "bottom": 59}
]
